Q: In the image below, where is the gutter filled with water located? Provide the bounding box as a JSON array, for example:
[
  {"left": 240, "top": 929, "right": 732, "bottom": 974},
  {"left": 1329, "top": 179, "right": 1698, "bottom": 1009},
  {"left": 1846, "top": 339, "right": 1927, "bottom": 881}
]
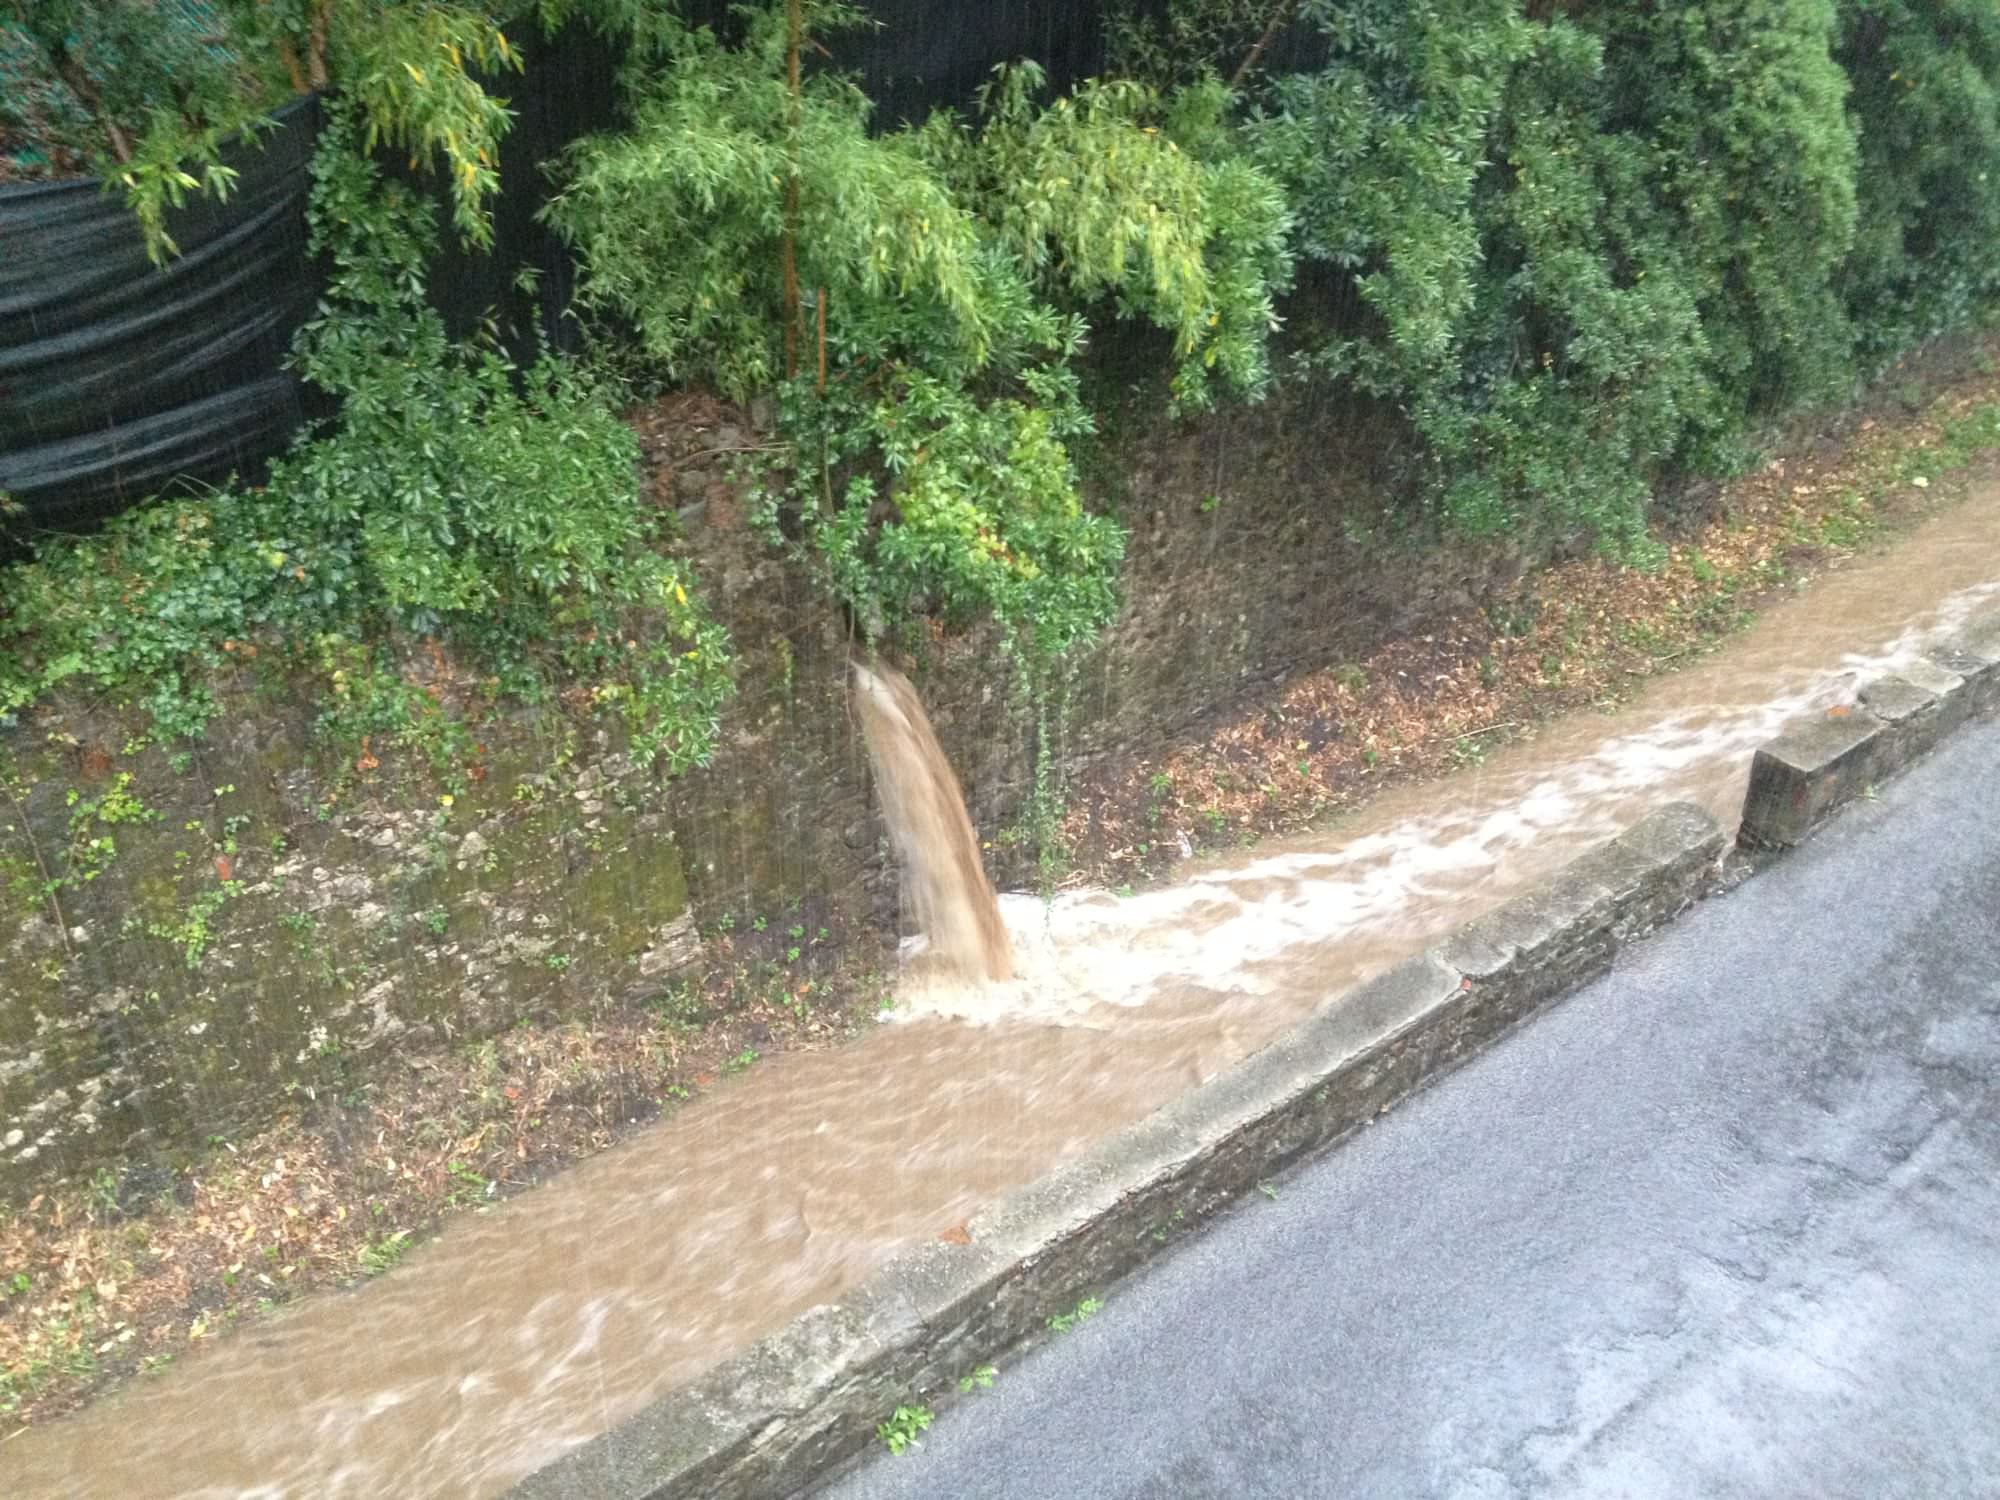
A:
[{"left": 7, "top": 499, "right": 1998, "bottom": 1498}]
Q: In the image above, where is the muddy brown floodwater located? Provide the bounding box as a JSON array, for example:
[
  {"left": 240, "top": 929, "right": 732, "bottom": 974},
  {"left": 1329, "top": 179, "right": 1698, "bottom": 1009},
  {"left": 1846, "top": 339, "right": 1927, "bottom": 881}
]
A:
[
  {"left": 7, "top": 499, "right": 1999, "bottom": 1499},
  {"left": 852, "top": 660, "right": 1015, "bottom": 983}
]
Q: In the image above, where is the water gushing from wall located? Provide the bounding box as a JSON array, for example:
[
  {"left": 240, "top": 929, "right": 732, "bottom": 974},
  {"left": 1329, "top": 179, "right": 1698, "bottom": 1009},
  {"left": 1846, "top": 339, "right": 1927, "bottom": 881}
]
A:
[
  {"left": 6, "top": 500, "right": 1998, "bottom": 1499},
  {"left": 851, "top": 660, "right": 1014, "bottom": 983}
]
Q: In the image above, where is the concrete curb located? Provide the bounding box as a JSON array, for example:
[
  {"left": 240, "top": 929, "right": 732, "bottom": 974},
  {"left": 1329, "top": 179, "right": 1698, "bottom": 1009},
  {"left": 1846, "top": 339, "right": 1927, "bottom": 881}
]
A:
[
  {"left": 507, "top": 607, "right": 2000, "bottom": 1500},
  {"left": 1739, "top": 609, "right": 2000, "bottom": 849}
]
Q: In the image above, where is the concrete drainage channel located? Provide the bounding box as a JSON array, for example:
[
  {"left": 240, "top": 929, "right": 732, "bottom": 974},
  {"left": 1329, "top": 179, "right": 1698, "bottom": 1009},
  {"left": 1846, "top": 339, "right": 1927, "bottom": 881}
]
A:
[{"left": 507, "top": 608, "right": 2000, "bottom": 1500}]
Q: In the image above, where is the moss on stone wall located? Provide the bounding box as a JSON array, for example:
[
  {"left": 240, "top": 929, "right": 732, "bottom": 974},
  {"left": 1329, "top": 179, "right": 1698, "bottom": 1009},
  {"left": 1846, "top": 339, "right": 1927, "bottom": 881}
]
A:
[
  {"left": 2, "top": 374, "right": 1521, "bottom": 1202},
  {"left": 0, "top": 692, "right": 694, "bottom": 1198}
]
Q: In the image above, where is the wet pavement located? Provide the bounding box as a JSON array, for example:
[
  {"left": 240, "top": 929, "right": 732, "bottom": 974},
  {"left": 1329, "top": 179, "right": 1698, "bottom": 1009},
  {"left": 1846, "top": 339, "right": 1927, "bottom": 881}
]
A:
[{"left": 826, "top": 715, "right": 2000, "bottom": 1500}]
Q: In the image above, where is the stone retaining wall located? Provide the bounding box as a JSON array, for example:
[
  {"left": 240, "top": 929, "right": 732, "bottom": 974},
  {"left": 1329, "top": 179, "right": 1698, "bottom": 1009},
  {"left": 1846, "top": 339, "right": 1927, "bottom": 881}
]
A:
[{"left": 2, "top": 383, "right": 1504, "bottom": 1198}]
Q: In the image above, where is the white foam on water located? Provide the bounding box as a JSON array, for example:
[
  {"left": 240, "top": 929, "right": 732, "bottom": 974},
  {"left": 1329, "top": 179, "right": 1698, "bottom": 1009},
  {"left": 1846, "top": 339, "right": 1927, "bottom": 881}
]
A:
[{"left": 888, "top": 575, "right": 2000, "bottom": 1030}]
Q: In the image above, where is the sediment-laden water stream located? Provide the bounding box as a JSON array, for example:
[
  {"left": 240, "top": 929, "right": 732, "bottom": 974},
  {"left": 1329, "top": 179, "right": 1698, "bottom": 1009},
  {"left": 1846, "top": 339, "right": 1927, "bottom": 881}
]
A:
[{"left": 7, "top": 499, "right": 1998, "bottom": 1498}]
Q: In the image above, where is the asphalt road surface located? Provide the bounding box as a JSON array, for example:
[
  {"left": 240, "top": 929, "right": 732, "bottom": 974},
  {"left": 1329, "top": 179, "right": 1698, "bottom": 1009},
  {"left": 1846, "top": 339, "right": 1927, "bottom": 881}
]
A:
[{"left": 823, "top": 716, "right": 2000, "bottom": 1500}]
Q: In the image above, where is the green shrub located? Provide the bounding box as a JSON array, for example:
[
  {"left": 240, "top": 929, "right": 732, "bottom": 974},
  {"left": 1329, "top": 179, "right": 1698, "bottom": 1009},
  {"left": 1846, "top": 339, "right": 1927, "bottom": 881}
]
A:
[
  {"left": 1248, "top": 0, "right": 1861, "bottom": 553},
  {"left": 549, "top": 3, "right": 1291, "bottom": 675},
  {"left": 934, "top": 64, "right": 1294, "bottom": 409},
  {"left": 546, "top": 3, "right": 995, "bottom": 402},
  {"left": 0, "top": 101, "right": 732, "bottom": 773},
  {"left": 1837, "top": 0, "right": 2000, "bottom": 363},
  {"left": 1588, "top": 0, "right": 1859, "bottom": 415},
  {"left": 774, "top": 342, "right": 1127, "bottom": 665}
]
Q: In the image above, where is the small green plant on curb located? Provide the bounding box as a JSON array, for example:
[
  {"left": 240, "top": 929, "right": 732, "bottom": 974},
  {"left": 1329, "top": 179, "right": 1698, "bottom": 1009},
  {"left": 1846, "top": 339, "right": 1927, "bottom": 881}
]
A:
[
  {"left": 957, "top": 1364, "right": 997, "bottom": 1395},
  {"left": 1047, "top": 1295, "right": 1103, "bottom": 1334},
  {"left": 446, "top": 1160, "right": 491, "bottom": 1208},
  {"left": 358, "top": 1230, "right": 412, "bottom": 1276},
  {"left": 877, "top": 1403, "right": 934, "bottom": 1455},
  {"left": 1258, "top": 1181, "right": 1279, "bottom": 1201}
]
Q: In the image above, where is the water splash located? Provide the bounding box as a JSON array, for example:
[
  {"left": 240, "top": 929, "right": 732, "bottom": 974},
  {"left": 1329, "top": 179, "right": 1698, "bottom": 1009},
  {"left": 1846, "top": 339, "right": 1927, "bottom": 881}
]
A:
[
  {"left": 7, "top": 508, "right": 1997, "bottom": 1500},
  {"left": 851, "top": 660, "right": 1014, "bottom": 982},
  {"left": 892, "top": 572, "right": 2000, "bottom": 1030}
]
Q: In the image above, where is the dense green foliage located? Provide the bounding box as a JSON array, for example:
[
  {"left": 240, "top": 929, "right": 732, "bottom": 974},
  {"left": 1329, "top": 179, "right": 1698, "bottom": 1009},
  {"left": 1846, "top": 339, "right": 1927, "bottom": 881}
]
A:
[
  {"left": 1, "top": 0, "right": 523, "bottom": 256},
  {"left": 8, "top": 0, "right": 2000, "bottom": 786},
  {"left": 1838, "top": 0, "right": 2000, "bottom": 363},
  {"left": 943, "top": 66, "right": 1293, "bottom": 410},
  {"left": 1236, "top": 0, "right": 1863, "bottom": 551},
  {"left": 548, "top": 1, "right": 1292, "bottom": 670},
  {"left": 548, "top": 5, "right": 996, "bottom": 402},
  {"left": 543, "top": 0, "right": 2000, "bottom": 652},
  {"left": 0, "top": 103, "right": 730, "bottom": 772},
  {"left": 1111, "top": 0, "right": 2000, "bottom": 553}
]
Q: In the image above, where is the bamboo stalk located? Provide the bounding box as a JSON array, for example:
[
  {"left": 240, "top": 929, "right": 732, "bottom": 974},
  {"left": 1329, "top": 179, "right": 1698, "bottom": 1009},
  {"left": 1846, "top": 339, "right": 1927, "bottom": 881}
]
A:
[
  {"left": 308, "top": 0, "right": 331, "bottom": 90},
  {"left": 276, "top": 38, "right": 310, "bottom": 95},
  {"left": 1, "top": 781, "right": 73, "bottom": 961},
  {"left": 782, "top": 0, "right": 803, "bottom": 381},
  {"left": 1228, "top": 0, "right": 1294, "bottom": 91}
]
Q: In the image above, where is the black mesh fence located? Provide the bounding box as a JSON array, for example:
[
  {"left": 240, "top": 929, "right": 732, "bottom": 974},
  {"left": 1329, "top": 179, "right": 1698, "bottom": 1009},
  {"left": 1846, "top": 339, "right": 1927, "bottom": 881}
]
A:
[
  {"left": 0, "top": 93, "right": 324, "bottom": 530},
  {"left": 0, "top": 2, "right": 1130, "bottom": 533}
]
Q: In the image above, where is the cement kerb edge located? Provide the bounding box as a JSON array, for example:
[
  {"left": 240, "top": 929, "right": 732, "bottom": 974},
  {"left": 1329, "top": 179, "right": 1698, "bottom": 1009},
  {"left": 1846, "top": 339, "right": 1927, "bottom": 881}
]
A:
[
  {"left": 1737, "top": 607, "right": 2000, "bottom": 851},
  {"left": 505, "top": 803, "right": 1727, "bottom": 1500}
]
